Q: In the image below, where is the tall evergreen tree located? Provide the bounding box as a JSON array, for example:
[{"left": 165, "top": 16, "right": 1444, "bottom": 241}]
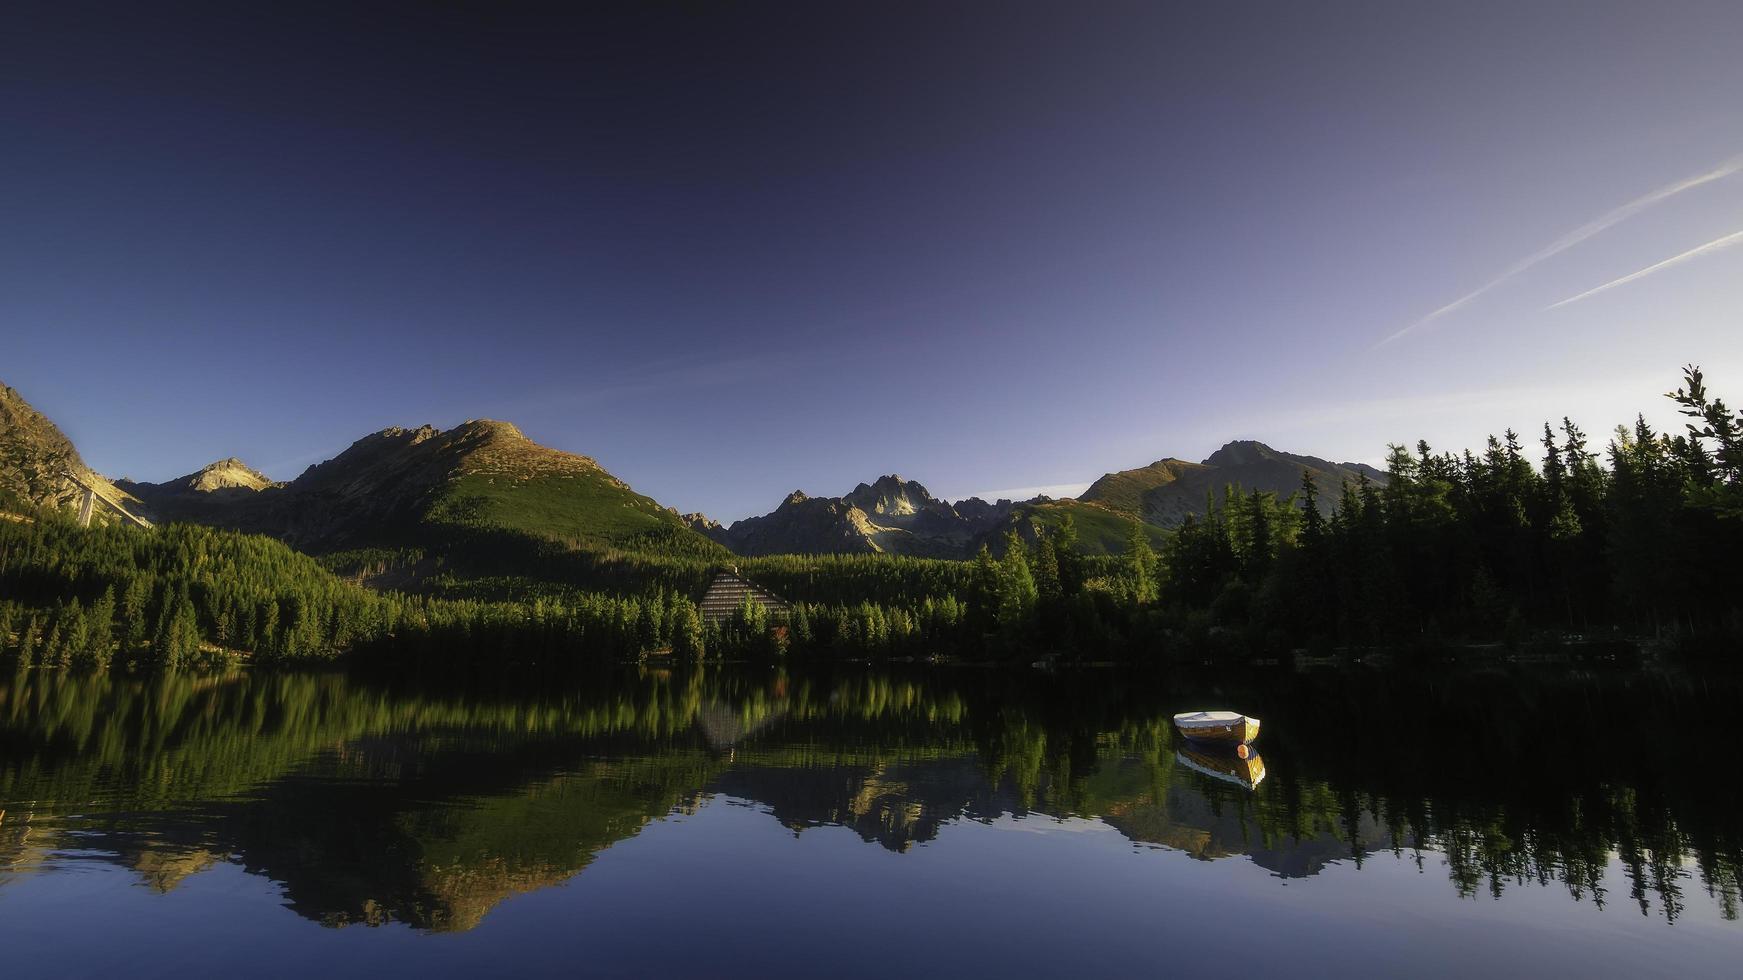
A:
[
  {"left": 997, "top": 532, "right": 1039, "bottom": 637},
  {"left": 1051, "top": 514, "right": 1085, "bottom": 597},
  {"left": 1125, "top": 521, "right": 1158, "bottom": 604}
]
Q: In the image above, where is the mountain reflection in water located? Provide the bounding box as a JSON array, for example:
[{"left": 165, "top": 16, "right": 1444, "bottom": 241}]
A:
[{"left": 1, "top": 663, "right": 1739, "bottom": 962}]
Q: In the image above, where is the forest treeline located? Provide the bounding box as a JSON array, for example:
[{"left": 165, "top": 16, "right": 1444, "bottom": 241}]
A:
[
  {"left": 1156, "top": 363, "right": 1743, "bottom": 653},
  {"left": 770, "top": 363, "right": 1742, "bottom": 659},
  {"left": 0, "top": 520, "right": 719, "bottom": 670},
  {"left": 1, "top": 365, "right": 1739, "bottom": 668}
]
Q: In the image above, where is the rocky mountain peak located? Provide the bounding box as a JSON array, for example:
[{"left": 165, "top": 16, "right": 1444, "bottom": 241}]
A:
[
  {"left": 844, "top": 474, "right": 942, "bottom": 517},
  {"left": 1202, "top": 440, "right": 1280, "bottom": 467},
  {"left": 184, "top": 457, "right": 276, "bottom": 493},
  {"left": 374, "top": 424, "right": 440, "bottom": 442},
  {"left": 716, "top": 474, "right": 1017, "bottom": 558},
  {"left": 681, "top": 512, "right": 723, "bottom": 534},
  {"left": 452, "top": 419, "right": 526, "bottom": 442}
]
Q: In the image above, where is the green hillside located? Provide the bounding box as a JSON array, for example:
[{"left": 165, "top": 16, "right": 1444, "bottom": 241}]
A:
[
  {"left": 1078, "top": 458, "right": 1203, "bottom": 518},
  {"left": 426, "top": 471, "right": 725, "bottom": 557},
  {"left": 112, "top": 418, "right": 729, "bottom": 572},
  {"left": 1007, "top": 499, "right": 1170, "bottom": 555}
]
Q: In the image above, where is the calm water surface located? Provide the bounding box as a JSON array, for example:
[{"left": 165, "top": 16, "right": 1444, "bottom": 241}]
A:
[{"left": 2, "top": 663, "right": 1739, "bottom": 977}]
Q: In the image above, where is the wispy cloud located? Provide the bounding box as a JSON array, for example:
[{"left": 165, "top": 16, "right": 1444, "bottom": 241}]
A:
[
  {"left": 1382, "top": 154, "right": 1743, "bottom": 345},
  {"left": 1546, "top": 229, "right": 1743, "bottom": 309}
]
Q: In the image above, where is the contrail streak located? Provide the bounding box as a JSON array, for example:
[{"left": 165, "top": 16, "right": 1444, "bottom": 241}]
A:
[
  {"left": 1381, "top": 154, "right": 1743, "bottom": 345},
  {"left": 1545, "top": 228, "right": 1743, "bottom": 309}
]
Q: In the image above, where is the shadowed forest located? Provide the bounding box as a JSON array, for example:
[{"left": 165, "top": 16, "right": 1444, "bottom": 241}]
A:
[{"left": 2, "top": 367, "right": 1738, "bottom": 668}]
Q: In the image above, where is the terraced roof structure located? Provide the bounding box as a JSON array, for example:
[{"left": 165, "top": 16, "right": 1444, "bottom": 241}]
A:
[{"left": 698, "top": 568, "right": 791, "bottom": 624}]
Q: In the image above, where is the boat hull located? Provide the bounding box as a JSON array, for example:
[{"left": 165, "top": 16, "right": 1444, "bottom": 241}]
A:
[{"left": 1173, "top": 715, "right": 1260, "bottom": 746}]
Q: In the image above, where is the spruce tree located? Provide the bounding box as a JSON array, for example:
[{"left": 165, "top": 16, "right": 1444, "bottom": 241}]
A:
[
  {"left": 1051, "top": 514, "right": 1085, "bottom": 596},
  {"left": 76, "top": 586, "right": 116, "bottom": 670},
  {"left": 16, "top": 614, "right": 38, "bottom": 665},
  {"left": 1125, "top": 522, "right": 1158, "bottom": 604},
  {"left": 671, "top": 602, "right": 705, "bottom": 660},
  {"left": 1032, "top": 536, "right": 1062, "bottom": 604},
  {"left": 997, "top": 532, "right": 1038, "bottom": 637}
]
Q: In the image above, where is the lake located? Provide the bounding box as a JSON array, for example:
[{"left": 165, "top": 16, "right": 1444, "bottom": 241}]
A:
[{"left": 2, "top": 662, "right": 1739, "bottom": 977}]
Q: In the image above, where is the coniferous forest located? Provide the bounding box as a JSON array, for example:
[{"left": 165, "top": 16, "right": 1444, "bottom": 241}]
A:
[{"left": 2, "top": 366, "right": 1739, "bottom": 670}]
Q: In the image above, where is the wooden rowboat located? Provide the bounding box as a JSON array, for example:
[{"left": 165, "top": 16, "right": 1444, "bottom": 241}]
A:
[{"left": 1172, "top": 710, "right": 1261, "bottom": 747}]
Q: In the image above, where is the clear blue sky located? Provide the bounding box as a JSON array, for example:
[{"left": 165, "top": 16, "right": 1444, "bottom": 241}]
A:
[{"left": 5, "top": 2, "right": 1741, "bottom": 521}]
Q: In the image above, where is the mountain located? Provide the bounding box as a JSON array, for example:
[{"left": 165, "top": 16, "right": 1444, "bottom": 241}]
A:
[
  {"left": 1080, "top": 440, "right": 1385, "bottom": 526},
  {"left": 711, "top": 475, "right": 1022, "bottom": 558},
  {"left": 118, "top": 457, "right": 281, "bottom": 523},
  {"left": 5, "top": 377, "right": 1381, "bottom": 564},
  {"left": 128, "top": 457, "right": 278, "bottom": 495},
  {"left": 120, "top": 419, "right": 725, "bottom": 559},
  {"left": 0, "top": 382, "right": 141, "bottom": 522},
  {"left": 715, "top": 441, "right": 1384, "bottom": 558}
]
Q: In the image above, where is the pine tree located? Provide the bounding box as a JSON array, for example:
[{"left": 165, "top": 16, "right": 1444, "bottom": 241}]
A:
[
  {"left": 671, "top": 602, "right": 705, "bottom": 660},
  {"left": 1241, "top": 490, "right": 1273, "bottom": 583},
  {"left": 1031, "top": 536, "right": 1062, "bottom": 604},
  {"left": 16, "top": 614, "right": 39, "bottom": 665},
  {"left": 1052, "top": 514, "right": 1085, "bottom": 597},
  {"left": 997, "top": 532, "right": 1038, "bottom": 635},
  {"left": 1125, "top": 522, "right": 1158, "bottom": 604},
  {"left": 40, "top": 614, "right": 67, "bottom": 668},
  {"left": 0, "top": 603, "right": 15, "bottom": 660},
  {"left": 121, "top": 576, "right": 150, "bottom": 653},
  {"left": 1670, "top": 364, "right": 1743, "bottom": 484},
  {"left": 75, "top": 586, "right": 116, "bottom": 670},
  {"left": 155, "top": 594, "right": 200, "bottom": 668},
  {"left": 1299, "top": 468, "right": 1324, "bottom": 547}
]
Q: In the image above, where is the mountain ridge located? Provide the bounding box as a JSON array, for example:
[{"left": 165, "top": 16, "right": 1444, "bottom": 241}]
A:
[
  {"left": 715, "top": 440, "right": 1389, "bottom": 556},
  {"left": 707, "top": 474, "right": 1023, "bottom": 558},
  {"left": 1079, "top": 439, "right": 1386, "bottom": 526},
  {"left": 110, "top": 413, "right": 720, "bottom": 559},
  {"left": 4, "top": 377, "right": 1387, "bottom": 564}
]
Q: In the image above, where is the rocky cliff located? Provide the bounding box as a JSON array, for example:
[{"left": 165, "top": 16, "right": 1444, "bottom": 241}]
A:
[
  {"left": 0, "top": 382, "right": 140, "bottom": 522},
  {"left": 713, "top": 476, "right": 1022, "bottom": 558}
]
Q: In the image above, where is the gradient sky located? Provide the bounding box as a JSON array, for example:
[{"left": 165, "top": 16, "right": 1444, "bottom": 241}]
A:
[{"left": 5, "top": 2, "right": 1742, "bottom": 522}]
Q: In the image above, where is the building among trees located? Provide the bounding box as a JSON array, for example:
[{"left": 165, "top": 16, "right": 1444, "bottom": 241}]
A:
[{"left": 699, "top": 566, "right": 791, "bottom": 624}]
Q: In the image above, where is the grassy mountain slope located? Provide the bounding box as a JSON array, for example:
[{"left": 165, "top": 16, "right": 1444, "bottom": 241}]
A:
[
  {"left": 426, "top": 469, "right": 713, "bottom": 554},
  {"left": 127, "top": 419, "right": 725, "bottom": 560},
  {"left": 1078, "top": 458, "right": 1206, "bottom": 517},
  {"left": 999, "top": 499, "right": 1171, "bottom": 554}
]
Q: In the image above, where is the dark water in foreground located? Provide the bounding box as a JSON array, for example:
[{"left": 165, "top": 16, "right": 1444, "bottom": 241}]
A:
[{"left": 2, "top": 663, "right": 1739, "bottom": 978}]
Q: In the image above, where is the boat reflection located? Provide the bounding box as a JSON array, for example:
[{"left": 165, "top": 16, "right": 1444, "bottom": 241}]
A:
[{"left": 1174, "top": 744, "right": 1266, "bottom": 790}]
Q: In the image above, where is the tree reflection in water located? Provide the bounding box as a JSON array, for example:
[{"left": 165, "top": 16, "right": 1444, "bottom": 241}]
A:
[{"left": 0, "top": 662, "right": 1737, "bottom": 930}]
